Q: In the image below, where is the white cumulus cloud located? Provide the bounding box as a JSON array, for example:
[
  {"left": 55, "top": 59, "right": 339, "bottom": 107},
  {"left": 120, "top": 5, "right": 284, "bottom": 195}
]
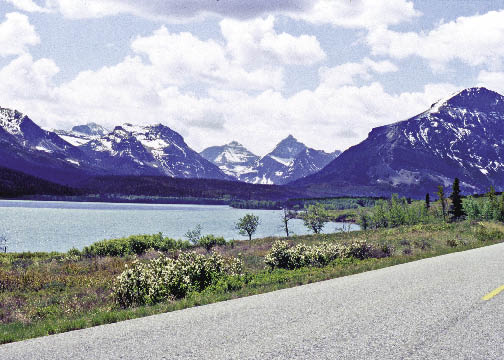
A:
[
  {"left": 0, "top": 12, "right": 40, "bottom": 57},
  {"left": 130, "top": 26, "right": 285, "bottom": 91},
  {"left": 367, "top": 10, "right": 504, "bottom": 71},
  {"left": 220, "top": 16, "right": 326, "bottom": 67},
  {"left": 477, "top": 70, "right": 504, "bottom": 94},
  {"left": 291, "top": 0, "right": 420, "bottom": 29},
  {"left": 318, "top": 58, "right": 398, "bottom": 88},
  {"left": 4, "top": 0, "right": 50, "bottom": 13}
]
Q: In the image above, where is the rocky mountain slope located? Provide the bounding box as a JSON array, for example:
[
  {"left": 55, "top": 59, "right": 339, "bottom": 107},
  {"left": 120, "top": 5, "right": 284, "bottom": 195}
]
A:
[
  {"left": 201, "top": 135, "right": 340, "bottom": 185},
  {"left": 0, "top": 107, "right": 97, "bottom": 184},
  {"left": 81, "top": 123, "right": 228, "bottom": 179},
  {"left": 54, "top": 123, "right": 108, "bottom": 147},
  {"left": 0, "top": 108, "right": 229, "bottom": 183},
  {"left": 294, "top": 87, "right": 504, "bottom": 197}
]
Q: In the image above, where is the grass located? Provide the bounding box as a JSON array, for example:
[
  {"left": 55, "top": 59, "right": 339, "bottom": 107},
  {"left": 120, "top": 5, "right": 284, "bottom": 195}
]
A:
[{"left": 1, "top": 220, "right": 503, "bottom": 344}]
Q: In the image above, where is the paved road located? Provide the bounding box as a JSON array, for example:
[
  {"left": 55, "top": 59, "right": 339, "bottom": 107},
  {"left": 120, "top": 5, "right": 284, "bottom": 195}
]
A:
[{"left": 2, "top": 243, "right": 504, "bottom": 359}]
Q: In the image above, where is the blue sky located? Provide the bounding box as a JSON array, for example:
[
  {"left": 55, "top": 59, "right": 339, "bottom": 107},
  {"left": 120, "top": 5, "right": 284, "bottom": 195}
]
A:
[{"left": 0, "top": 0, "right": 503, "bottom": 155}]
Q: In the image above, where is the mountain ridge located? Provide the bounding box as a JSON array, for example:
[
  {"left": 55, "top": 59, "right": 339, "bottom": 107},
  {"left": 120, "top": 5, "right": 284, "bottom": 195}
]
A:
[
  {"left": 200, "top": 135, "right": 340, "bottom": 185},
  {"left": 294, "top": 87, "right": 504, "bottom": 197}
]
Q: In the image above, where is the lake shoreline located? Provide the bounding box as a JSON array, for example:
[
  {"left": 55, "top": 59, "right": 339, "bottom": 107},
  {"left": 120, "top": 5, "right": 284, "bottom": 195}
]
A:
[{"left": 0, "top": 200, "right": 359, "bottom": 253}]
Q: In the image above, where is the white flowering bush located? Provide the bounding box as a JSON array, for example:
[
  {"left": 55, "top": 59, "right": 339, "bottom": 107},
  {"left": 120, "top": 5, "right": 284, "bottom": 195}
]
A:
[
  {"left": 346, "top": 240, "right": 374, "bottom": 260},
  {"left": 265, "top": 240, "right": 378, "bottom": 270},
  {"left": 113, "top": 252, "right": 243, "bottom": 307},
  {"left": 264, "top": 241, "right": 347, "bottom": 270}
]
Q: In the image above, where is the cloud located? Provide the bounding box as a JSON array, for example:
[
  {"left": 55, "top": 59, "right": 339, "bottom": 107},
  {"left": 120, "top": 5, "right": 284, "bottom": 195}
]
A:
[
  {"left": 130, "top": 26, "right": 284, "bottom": 91},
  {"left": 0, "top": 12, "right": 40, "bottom": 57},
  {"left": 4, "top": 0, "right": 50, "bottom": 13},
  {"left": 318, "top": 58, "right": 398, "bottom": 88},
  {"left": 30, "top": 0, "right": 420, "bottom": 30},
  {"left": 367, "top": 10, "right": 504, "bottom": 71},
  {"left": 42, "top": 0, "right": 314, "bottom": 21},
  {"left": 0, "top": 49, "right": 461, "bottom": 155},
  {"left": 291, "top": 0, "right": 420, "bottom": 29},
  {"left": 477, "top": 70, "right": 504, "bottom": 94},
  {"left": 220, "top": 16, "right": 326, "bottom": 67}
]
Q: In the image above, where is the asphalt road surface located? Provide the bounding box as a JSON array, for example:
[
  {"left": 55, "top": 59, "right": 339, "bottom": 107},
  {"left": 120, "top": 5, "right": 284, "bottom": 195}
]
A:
[{"left": 1, "top": 243, "right": 503, "bottom": 359}]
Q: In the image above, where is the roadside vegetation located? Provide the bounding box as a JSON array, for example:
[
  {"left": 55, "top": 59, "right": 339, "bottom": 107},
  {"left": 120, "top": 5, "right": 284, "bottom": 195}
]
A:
[{"left": 1, "top": 179, "right": 504, "bottom": 344}]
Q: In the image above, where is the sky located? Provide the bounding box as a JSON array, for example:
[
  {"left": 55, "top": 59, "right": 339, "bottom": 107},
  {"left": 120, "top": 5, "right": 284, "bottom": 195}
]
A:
[{"left": 0, "top": 0, "right": 504, "bottom": 155}]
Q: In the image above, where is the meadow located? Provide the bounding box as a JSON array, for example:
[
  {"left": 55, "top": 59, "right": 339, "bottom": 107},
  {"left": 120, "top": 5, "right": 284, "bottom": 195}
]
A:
[{"left": 1, "top": 217, "right": 503, "bottom": 344}]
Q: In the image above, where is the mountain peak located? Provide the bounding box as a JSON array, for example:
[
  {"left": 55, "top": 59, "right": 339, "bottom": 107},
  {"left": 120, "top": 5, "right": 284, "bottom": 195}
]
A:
[
  {"left": 0, "top": 107, "right": 26, "bottom": 136},
  {"left": 269, "top": 134, "right": 306, "bottom": 159},
  {"left": 71, "top": 122, "right": 108, "bottom": 136},
  {"left": 430, "top": 87, "right": 504, "bottom": 113}
]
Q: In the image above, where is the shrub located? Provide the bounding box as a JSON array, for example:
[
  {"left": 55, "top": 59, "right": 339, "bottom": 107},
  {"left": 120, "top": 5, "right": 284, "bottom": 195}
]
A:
[
  {"left": 446, "top": 238, "right": 459, "bottom": 248},
  {"left": 197, "top": 235, "right": 226, "bottom": 252},
  {"left": 346, "top": 240, "right": 374, "bottom": 260},
  {"left": 264, "top": 240, "right": 377, "bottom": 270},
  {"left": 362, "top": 195, "right": 433, "bottom": 230},
  {"left": 184, "top": 224, "right": 202, "bottom": 245},
  {"left": 82, "top": 233, "right": 191, "bottom": 257},
  {"left": 474, "top": 226, "right": 504, "bottom": 242},
  {"left": 112, "top": 252, "right": 243, "bottom": 307}
]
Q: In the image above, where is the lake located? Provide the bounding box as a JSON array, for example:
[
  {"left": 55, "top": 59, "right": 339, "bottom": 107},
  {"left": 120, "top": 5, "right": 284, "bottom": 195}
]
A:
[{"left": 0, "top": 200, "right": 360, "bottom": 253}]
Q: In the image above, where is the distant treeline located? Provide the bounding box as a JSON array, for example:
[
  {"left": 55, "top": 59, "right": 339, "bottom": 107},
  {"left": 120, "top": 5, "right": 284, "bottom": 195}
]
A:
[
  {"left": 0, "top": 167, "right": 80, "bottom": 198},
  {"left": 22, "top": 194, "right": 229, "bottom": 205},
  {"left": 78, "top": 175, "right": 303, "bottom": 201},
  {"left": 230, "top": 197, "right": 381, "bottom": 210}
]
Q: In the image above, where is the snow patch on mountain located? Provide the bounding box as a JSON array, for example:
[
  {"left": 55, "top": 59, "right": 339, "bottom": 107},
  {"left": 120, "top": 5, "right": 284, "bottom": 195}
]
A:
[
  {"left": 80, "top": 123, "right": 227, "bottom": 179},
  {"left": 0, "top": 108, "right": 23, "bottom": 136},
  {"left": 201, "top": 135, "right": 340, "bottom": 185}
]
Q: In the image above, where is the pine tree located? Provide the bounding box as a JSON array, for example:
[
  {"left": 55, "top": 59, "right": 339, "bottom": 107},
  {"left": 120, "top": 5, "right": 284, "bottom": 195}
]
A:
[
  {"left": 425, "top": 193, "right": 430, "bottom": 210},
  {"left": 449, "top": 178, "right": 464, "bottom": 220}
]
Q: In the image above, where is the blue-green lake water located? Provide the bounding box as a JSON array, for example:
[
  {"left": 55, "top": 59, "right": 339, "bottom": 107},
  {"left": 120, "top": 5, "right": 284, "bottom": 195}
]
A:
[{"left": 0, "top": 200, "right": 359, "bottom": 252}]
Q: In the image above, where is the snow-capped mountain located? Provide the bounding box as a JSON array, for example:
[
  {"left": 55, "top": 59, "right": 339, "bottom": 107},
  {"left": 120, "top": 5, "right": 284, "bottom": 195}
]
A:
[
  {"left": 295, "top": 87, "right": 504, "bottom": 196},
  {"left": 55, "top": 123, "right": 108, "bottom": 146},
  {"left": 0, "top": 108, "right": 228, "bottom": 183},
  {"left": 200, "top": 141, "right": 259, "bottom": 178},
  {"left": 0, "top": 107, "right": 96, "bottom": 184},
  {"left": 81, "top": 123, "right": 229, "bottom": 179},
  {"left": 201, "top": 135, "right": 340, "bottom": 185}
]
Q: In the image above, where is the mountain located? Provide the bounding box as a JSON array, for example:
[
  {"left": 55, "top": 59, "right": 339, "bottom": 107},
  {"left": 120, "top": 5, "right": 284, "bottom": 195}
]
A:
[
  {"left": 294, "top": 87, "right": 504, "bottom": 197},
  {"left": 55, "top": 123, "right": 108, "bottom": 146},
  {"left": 0, "top": 108, "right": 228, "bottom": 183},
  {"left": 201, "top": 135, "right": 340, "bottom": 185},
  {"left": 0, "top": 107, "right": 97, "bottom": 184},
  {"left": 200, "top": 141, "right": 259, "bottom": 178},
  {"left": 81, "top": 123, "right": 229, "bottom": 180}
]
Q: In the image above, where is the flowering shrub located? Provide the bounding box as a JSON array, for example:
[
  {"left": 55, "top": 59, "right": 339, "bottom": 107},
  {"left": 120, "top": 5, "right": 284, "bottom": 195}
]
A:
[
  {"left": 113, "top": 252, "right": 243, "bottom": 307},
  {"left": 264, "top": 241, "right": 347, "bottom": 270},
  {"left": 265, "top": 239, "right": 381, "bottom": 270},
  {"left": 346, "top": 240, "right": 374, "bottom": 260}
]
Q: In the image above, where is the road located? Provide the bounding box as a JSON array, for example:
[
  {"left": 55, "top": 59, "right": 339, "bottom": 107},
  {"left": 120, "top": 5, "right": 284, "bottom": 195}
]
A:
[{"left": 1, "top": 243, "right": 504, "bottom": 359}]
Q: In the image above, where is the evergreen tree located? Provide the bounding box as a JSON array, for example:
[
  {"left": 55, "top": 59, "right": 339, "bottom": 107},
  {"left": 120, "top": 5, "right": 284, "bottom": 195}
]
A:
[
  {"left": 437, "top": 185, "right": 447, "bottom": 222},
  {"left": 449, "top": 178, "right": 464, "bottom": 220},
  {"left": 425, "top": 193, "right": 430, "bottom": 210}
]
